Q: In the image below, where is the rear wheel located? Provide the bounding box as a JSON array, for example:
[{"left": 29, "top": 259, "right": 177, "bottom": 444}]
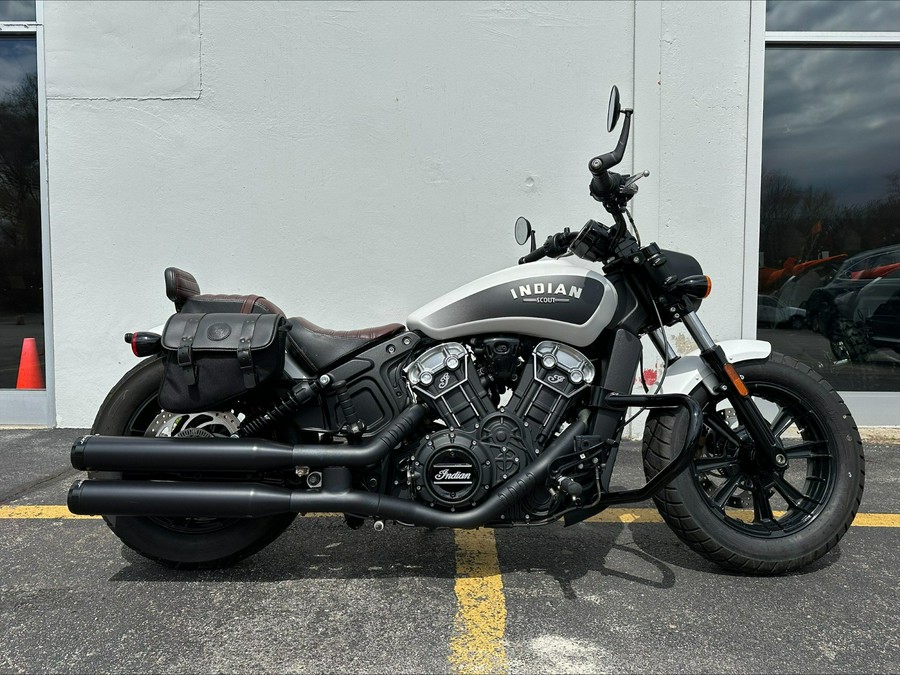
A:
[
  {"left": 829, "top": 317, "right": 872, "bottom": 362},
  {"left": 90, "top": 356, "right": 297, "bottom": 569},
  {"left": 642, "top": 352, "right": 864, "bottom": 574}
]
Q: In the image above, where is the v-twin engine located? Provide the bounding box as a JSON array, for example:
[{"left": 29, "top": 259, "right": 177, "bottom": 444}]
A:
[{"left": 403, "top": 341, "right": 594, "bottom": 510}]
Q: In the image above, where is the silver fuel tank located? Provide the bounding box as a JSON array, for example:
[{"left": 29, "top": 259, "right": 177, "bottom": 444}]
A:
[{"left": 407, "top": 259, "right": 618, "bottom": 347}]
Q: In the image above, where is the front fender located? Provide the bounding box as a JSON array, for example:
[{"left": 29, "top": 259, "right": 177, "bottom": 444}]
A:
[{"left": 659, "top": 339, "right": 772, "bottom": 397}]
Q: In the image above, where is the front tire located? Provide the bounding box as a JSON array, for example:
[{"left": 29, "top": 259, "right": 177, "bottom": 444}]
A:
[
  {"left": 642, "top": 352, "right": 864, "bottom": 574},
  {"left": 90, "top": 356, "right": 297, "bottom": 569}
]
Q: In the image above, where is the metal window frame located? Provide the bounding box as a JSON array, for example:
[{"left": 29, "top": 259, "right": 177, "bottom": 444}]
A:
[
  {"left": 745, "top": 2, "right": 900, "bottom": 425},
  {"left": 0, "top": 1, "right": 54, "bottom": 426}
]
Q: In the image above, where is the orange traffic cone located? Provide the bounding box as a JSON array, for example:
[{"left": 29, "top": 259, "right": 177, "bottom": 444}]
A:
[{"left": 16, "top": 338, "right": 44, "bottom": 389}]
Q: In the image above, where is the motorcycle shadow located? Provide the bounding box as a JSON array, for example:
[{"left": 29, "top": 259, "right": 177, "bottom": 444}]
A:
[
  {"left": 109, "top": 510, "right": 841, "bottom": 588},
  {"left": 108, "top": 516, "right": 680, "bottom": 595},
  {"left": 626, "top": 519, "right": 843, "bottom": 577}
]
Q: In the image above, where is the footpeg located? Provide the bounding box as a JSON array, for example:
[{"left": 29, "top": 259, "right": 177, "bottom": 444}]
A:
[{"left": 558, "top": 477, "right": 583, "bottom": 497}]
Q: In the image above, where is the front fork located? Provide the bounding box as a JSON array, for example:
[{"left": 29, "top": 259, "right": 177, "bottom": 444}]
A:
[{"left": 658, "top": 312, "right": 788, "bottom": 470}]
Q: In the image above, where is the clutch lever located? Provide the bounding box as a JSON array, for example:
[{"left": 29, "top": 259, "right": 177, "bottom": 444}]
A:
[{"left": 622, "top": 170, "right": 650, "bottom": 190}]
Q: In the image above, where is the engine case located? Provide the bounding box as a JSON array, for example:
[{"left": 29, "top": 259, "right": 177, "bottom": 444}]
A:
[{"left": 404, "top": 339, "right": 596, "bottom": 513}]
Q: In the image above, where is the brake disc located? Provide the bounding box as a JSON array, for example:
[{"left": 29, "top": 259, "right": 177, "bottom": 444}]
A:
[{"left": 145, "top": 410, "right": 241, "bottom": 438}]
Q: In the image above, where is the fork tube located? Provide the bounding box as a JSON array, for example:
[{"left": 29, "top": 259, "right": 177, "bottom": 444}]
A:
[
  {"left": 648, "top": 328, "right": 679, "bottom": 363},
  {"left": 682, "top": 311, "right": 786, "bottom": 469},
  {"left": 681, "top": 311, "right": 715, "bottom": 351}
]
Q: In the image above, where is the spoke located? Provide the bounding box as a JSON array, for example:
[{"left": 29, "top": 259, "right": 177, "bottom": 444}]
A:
[
  {"left": 771, "top": 474, "right": 815, "bottom": 514},
  {"left": 769, "top": 407, "right": 795, "bottom": 438},
  {"left": 750, "top": 478, "right": 777, "bottom": 524},
  {"left": 704, "top": 413, "right": 745, "bottom": 448},
  {"left": 694, "top": 455, "right": 741, "bottom": 474},
  {"left": 783, "top": 440, "right": 830, "bottom": 461},
  {"left": 712, "top": 473, "right": 745, "bottom": 509}
]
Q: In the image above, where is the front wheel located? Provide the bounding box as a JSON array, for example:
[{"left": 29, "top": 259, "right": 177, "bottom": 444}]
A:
[
  {"left": 642, "top": 352, "right": 864, "bottom": 574},
  {"left": 90, "top": 356, "right": 297, "bottom": 569}
]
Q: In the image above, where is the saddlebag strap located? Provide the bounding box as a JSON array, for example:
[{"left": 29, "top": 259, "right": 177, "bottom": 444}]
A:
[
  {"left": 177, "top": 316, "right": 202, "bottom": 385},
  {"left": 240, "top": 295, "right": 262, "bottom": 314},
  {"left": 237, "top": 318, "right": 257, "bottom": 388}
]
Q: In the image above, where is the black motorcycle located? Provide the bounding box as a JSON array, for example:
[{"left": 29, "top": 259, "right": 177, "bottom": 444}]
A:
[{"left": 68, "top": 87, "right": 864, "bottom": 574}]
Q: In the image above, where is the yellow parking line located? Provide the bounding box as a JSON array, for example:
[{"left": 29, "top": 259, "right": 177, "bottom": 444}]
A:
[
  {"left": 586, "top": 507, "right": 664, "bottom": 524},
  {"left": 450, "top": 528, "right": 508, "bottom": 675},
  {"left": 3, "top": 505, "right": 900, "bottom": 529},
  {"left": 0, "top": 506, "right": 346, "bottom": 519},
  {"left": 0, "top": 505, "right": 98, "bottom": 519},
  {"left": 852, "top": 513, "right": 900, "bottom": 527},
  {"left": 586, "top": 507, "right": 900, "bottom": 528}
]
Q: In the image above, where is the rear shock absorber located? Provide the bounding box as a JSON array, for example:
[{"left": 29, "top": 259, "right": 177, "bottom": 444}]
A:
[{"left": 238, "top": 376, "right": 327, "bottom": 437}]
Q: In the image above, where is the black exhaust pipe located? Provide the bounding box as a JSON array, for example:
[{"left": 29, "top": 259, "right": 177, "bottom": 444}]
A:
[
  {"left": 72, "top": 405, "right": 427, "bottom": 472},
  {"left": 67, "top": 419, "right": 587, "bottom": 528}
]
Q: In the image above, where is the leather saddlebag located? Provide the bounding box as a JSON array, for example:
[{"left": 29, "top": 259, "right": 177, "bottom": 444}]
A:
[{"left": 158, "top": 313, "right": 286, "bottom": 413}]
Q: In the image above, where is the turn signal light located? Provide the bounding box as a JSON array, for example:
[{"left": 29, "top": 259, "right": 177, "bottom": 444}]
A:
[
  {"left": 678, "top": 275, "right": 712, "bottom": 299},
  {"left": 124, "top": 332, "right": 162, "bottom": 357},
  {"left": 723, "top": 363, "right": 749, "bottom": 397}
]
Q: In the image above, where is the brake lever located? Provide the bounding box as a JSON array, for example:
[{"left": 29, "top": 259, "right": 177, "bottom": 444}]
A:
[{"left": 621, "top": 170, "right": 650, "bottom": 190}]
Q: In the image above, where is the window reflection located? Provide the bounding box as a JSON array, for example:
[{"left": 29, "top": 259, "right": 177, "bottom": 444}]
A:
[
  {"left": 766, "top": 0, "right": 900, "bottom": 32},
  {"left": 0, "top": 1, "right": 35, "bottom": 22},
  {"left": 0, "top": 36, "right": 42, "bottom": 388},
  {"left": 760, "top": 48, "right": 900, "bottom": 392}
]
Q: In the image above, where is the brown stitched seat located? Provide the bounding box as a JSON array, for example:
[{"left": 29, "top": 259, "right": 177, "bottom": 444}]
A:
[
  {"left": 181, "top": 294, "right": 285, "bottom": 316},
  {"left": 286, "top": 317, "right": 405, "bottom": 372},
  {"left": 164, "top": 266, "right": 285, "bottom": 315}
]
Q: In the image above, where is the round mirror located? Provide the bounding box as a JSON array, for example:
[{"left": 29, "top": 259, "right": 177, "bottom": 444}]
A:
[
  {"left": 607, "top": 85, "right": 621, "bottom": 132},
  {"left": 514, "top": 216, "right": 532, "bottom": 246}
]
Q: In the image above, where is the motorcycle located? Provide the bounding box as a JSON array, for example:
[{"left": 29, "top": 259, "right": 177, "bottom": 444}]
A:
[{"left": 67, "top": 87, "right": 864, "bottom": 574}]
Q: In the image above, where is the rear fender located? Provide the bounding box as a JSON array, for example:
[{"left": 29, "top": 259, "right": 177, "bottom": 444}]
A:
[{"left": 658, "top": 339, "right": 772, "bottom": 397}]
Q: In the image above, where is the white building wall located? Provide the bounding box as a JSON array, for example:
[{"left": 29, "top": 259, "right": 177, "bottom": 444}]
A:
[
  {"left": 657, "top": 0, "right": 753, "bottom": 345},
  {"left": 41, "top": 0, "right": 752, "bottom": 427}
]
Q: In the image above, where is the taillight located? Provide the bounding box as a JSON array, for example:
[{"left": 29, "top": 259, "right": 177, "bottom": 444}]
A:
[{"left": 124, "top": 332, "right": 162, "bottom": 357}]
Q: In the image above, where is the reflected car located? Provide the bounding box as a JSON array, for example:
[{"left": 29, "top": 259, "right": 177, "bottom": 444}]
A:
[
  {"left": 757, "top": 294, "right": 807, "bottom": 328},
  {"left": 806, "top": 245, "right": 900, "bottom": 361}
]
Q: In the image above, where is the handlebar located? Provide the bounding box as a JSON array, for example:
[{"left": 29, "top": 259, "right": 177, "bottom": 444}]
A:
[
  {"left": 519, "top": 247, "right": 548, "bottom": 264},
  {"left": 518, "top": 230, "right": 578, "bottom": 265}
]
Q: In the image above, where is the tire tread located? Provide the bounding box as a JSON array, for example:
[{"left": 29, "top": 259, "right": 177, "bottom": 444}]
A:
[{"left": 643, "top": 352, "right": 864, "bottom": 575}]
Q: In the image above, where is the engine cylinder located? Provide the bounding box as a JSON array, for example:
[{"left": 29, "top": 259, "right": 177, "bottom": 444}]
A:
[{"left": 405, "top": 342, "right": 493, "bottom": 431}]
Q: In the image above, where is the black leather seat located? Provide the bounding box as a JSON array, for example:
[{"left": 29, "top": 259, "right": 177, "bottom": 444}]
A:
[{"left": 286, "top": 317, "right": 405, "bottom": 373}]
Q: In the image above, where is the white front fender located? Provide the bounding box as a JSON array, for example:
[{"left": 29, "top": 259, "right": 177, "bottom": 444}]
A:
[{"left": 659, "top": 339, "right": 772, "bottom": 397}]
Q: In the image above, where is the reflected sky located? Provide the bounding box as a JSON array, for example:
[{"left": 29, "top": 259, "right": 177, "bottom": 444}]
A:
[
  {"left": 0, "top": 37, "right": 35, "bottom": 94},
  {"left": 0, "top": 0, "right": 34, "bottom": 22},
  {"left": 767, "top": 0, "right": 900, "bottom": 32},
  {"left": 763, "top": 48, "right": 900, "bottom": 207}
]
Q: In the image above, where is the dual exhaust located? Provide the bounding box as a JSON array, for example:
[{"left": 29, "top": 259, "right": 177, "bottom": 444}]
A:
[{"left": 67, "top": 402, "right": 587, "bottom": 528}]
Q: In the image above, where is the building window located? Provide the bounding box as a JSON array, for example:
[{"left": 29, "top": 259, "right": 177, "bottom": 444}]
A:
[
  {"left": 759, "top": 0, "right": 900, "bottom": 393},
  {"left": 0, "top": 0, "right": 41, "bottom": 391}
]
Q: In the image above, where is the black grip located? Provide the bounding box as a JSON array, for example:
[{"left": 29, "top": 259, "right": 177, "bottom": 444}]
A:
[
  {"left": 590, "top": 172, "right": 614, "bottom": 199},
  {"left": 519, "top": 247, "right": 548, "bottom": 264}
]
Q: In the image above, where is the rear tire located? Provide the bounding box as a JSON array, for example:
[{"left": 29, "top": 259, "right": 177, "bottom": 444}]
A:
[
  {"left": 90, "top": 356, "right": 297, "bottom": 569},
  {"left": 829, "top": 317, "right": 872, "bottom": 362},
  {"left": 642, "top": 352, "right": 864, "bottom": 574}
]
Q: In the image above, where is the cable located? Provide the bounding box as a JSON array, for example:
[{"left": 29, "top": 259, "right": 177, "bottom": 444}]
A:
[{"left": 620, "top": 297, "right": 670, "bottom": 429}]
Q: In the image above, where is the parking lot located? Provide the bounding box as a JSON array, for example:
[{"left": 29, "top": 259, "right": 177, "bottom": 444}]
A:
[{"left": 2, "top": 427, "right": 899, "bottom": 674}]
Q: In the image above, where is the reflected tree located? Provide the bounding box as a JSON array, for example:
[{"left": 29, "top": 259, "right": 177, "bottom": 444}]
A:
[
  {"left": 0, "top": 72, "right": 41, "bottom": 313},
  {"left": 760, "top": 168, "right": 900, "bottom": 269}
]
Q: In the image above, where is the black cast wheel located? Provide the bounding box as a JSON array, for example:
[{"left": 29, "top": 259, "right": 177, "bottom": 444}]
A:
[
  {"left": 89, "top": 356, "right": 297, "bottom": 569},
  {"left": 642, "top": 352, "right": 864, "bottom": 574}
]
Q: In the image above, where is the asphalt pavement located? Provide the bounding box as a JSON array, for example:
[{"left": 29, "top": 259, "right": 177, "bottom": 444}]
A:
[{"left": 1, "top": 427, "right": 899, "bottom": 674}]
